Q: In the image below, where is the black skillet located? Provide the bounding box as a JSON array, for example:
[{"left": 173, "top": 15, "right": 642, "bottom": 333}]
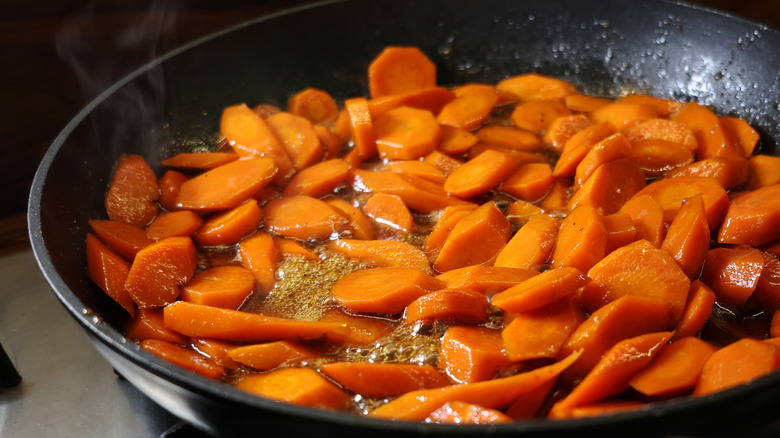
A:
[{"left": 28, "top": 0, "right": 780, "bottom": 436}]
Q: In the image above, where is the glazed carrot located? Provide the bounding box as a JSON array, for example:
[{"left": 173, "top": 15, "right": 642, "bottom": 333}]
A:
[
  {"left": 237, "top": 232, "right": 277, "bottom": 293},
  {"left": 190, "top": 338, "right": 241, "bottom": 371},
  {"left": 616, "top": 94, "right": 683, "bottom": 117},
  {"left": 315, "top": 125, "right": 343, "bottom": 159},
  {"left": 665, "top": 157, "right": 749, "bottom": 190},
  {"left": 630, "top": 139, "right": 694, "bottom": 177},
  {"left": 443, "top": 149, "right": 521, "bottom": 199},
  {"left": 623, "top": 118, "right": 698, "bottom": 151},
  {"left": 718, "top": 183, "right": 780, "bottom": 246},
  {"left": 405, "top": 288, "right": 489, "bottom": 323},
  {"left": 543, "top": 114, "right": 592, "bottom": 152},
  {"left": 321, "top": 362, "right": 447, "bottom": 398},
  {"left": 385, "top": 160, "right": 446, "bottom": 184},
  {"left": 281, "top": 158, "right": 350, "bottom": 198},
  {"left": 632, "top": 176, "right": 729, "bottom": 229},
  {"left": 220, "top": 104, "right": 294, "bottom": 184},
  {"left": 772, "top": 309, "right": 780, "bottom": 338},
  {"left": 323, "top": 198, "right": 375, "bottom": 240},
  {"left": 423, "top": 150, "right": 463, "bottom": 175},
  {"left": 583, "top": 239, "right": 690, "bottom": 322},
  {"left": 433, "top": 202, "right": 511, "bottom": 273},
  {"left": 719, "top": 115, "right": 760, "bottom": 157},
  {"left": 125, "top": 308, "right": 188, "bottom": 344},
  {"left": 436, "top": 84, "right": 499, "bottom": 130},
  {"left": 492, "top": 267, "right": 588, "bottom": 313},
  {"left": 158, "top": 170, "right": 188, "bottom": 212},
  {"left": 466, "top": 143, "right": 548, "bottom": 164},
  {"left": 501, "top": 163, "right": 554, "bottom": 202},
  {"left": 287, "top": 87, "right": 338, "bottom": 124},
  {"left": 502, "top": 296, "right": 585, "bottom": 361},
  {"left": 326, "top": 239, "right": 430, "bottom": 271},
  {"left": 694, "top": 338, "right": 780, "bottom": 396},
  {"left": 589, "top": 101, "right": 658, "bottom": 130},
  {"left": 603, "top": 212, "right": 637, "bottom": 254},
  {"left": 195, "top": 199, "right": 262, "bottom": 246},
  {"left": 511, "top": 99, "right": 571, "bottom": 132},
  {"left": 474, "top": 125, "right": 543, "bottom": 152},
  {"left": 629, "top": 336, "right": 717, "bottom": 397},
  {"left": 539, "top": 178, "right": 570, "bottom": 212},
  {"left": 496, "top": 73, "right": 577, "bottom": 101},
  {"left": 425, "top": 401, "right": 512, "bottom": 425},
  {"left": 344, "top": 97, "right": 377, "bottom": 159},
  {"left": 125, "top": 236, "right": 197, "bottom": 308},
  {"left": 506, "top": 200, "right": 544, "bottom": 226},
  {"left": 671, "top": 102, "right": 743, "bottom": 160},
  {"left": 163, "top": 301, "right": 347, "bottom": 342},
  {"left": 86, "top": 233, "right": 135, "bottom": 316},
  {"left": 557, "top": 399, "right": 646, "bottom": 419},
  {"left": 368, "top": 46, "right": 437, "bottom": 98},
  {"left": 746, "top": 155, "right": 780, "bottom": 189},
  {"left": 266, "top": 112, "right": 323, "bottom": 170},
  {"left": 564, "top": 94, "right": 612, "bottom": 112},
  {"left": 227, "top": 340, "right": 317, "bottom": 371},
  {"left": 252, "top": 103, "right": 282, "bottom": 118},
  {"left": 494, "top": 213, "right": 558, "bottom": 270},
  {"left": 141, "top": 339, "right": 225, "bottom": 380},
  {"left": 105, "top": 154, "right": 159, "bottom": 228},
  {"left": 756, "top": 251, "right": 780, "bottom": 311},
  {"left": 373, "top": 106, "right": 442, "bottom": 160},
  {"left": 318, "top": 308, "right": 394, "bottom": 345},
  {"left": 699, "top": 246, "right": 764, "bottom": 310},
  {"left": 618, "top": 194, "right": 665, "bottom": 247},
  {"left": 367, "top": 87, "right": 455, "bottom": 119},
  {"left": 553, "top": 122, "right": 618, "bottom": 177},
  {"left": 439, "top": 325, "right": 511, "bottom": 384},
  {"left": 273, "top": 237, "right": 317, "bottom": 260},
  {"left": 180, "top": 265, "right": 255, "bottom": 310},
  {"left": 504, "top": 379, "right": 556, "bottom": 420},
  {"left": 176, "top": 157, "right": 277, "bottom": 211},
  {"left": 435, "top": 265, "right": 538, "bottom": 296},
  {"left": 146, "top": 211, "right": 204, "bottom": 241},
  {"left": 235, "top": 367, "right": 351, "bottom": 410},
  {"left": 88, "top": 219, "right": 153, "bottom": 261},
  {"left": 550, "top": 205, "right": 608, "bottom": 273},
  {"left": 252, "top": 184, "right": 282, "bottom": 206},
  {"left": 363, "top": 193, "right": 414, "bottom": 236},
  {"left": 161, "top": 152, "right": 238, "bottom": 170},
  {"left": 438, "top": 125, "right": 478, "bottom": 155},
  {"left": 263, "top": 195, "right": 349, "bottom": 241},
  {"left": 573, "top": 133, "right": 632, "bottom": 188},
  {"left": 368, "top": 350, "right": 581, "bottom": 421},
  {"left": 351, "top": 169, "right": 468, "bottom": 213},
  {"left": 661, "top": 194, "right": 710, "bottom": 279},
  {"left": 330, "top": 266, "right": 445, "bottom": 314}
]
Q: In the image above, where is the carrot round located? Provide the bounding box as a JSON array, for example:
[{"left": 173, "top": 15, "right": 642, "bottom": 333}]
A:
[
  {"left": 603, "top": 212, "right": 638, "bottom": 254},
  {"left": 344, "top": 97, "right": 377, "bottom": 159},
  {"left": 699, "top": 246, "right": 764, "bottom": 310},
  {"left": 438, "top": 325, "right": 511, "bottom": 384},
  {"left": 671, "top": 101, "right": 743, "bottom": 160},
  {"left": 320, "top": 362, "right": 447, "bottom": 398},
  {"left": 694, "top": 338, "right": 780, "bottom": 396},
  {"left": 543, "top": 114, "right": 592, "bottom": 152},
  {"left": 590, "top": 101, "right": 658, "bottom": 130},
  {"left": 385, "top": 160, "right": 446, "bottom": 184},
  {"left": 436, "top": 84, "right": 498, "bottom": 130},
  {"left": 266, "top": 112, "right": 323, "bottom": 170},
  {"left": 438, "top": 125, "right": 478, "bottom": 154},
  {"left": 493, "top": 213, "right": 558, "bottom": 270},
  {"left": 492, "top": 267, "right": 588, "bottom": 313},
  {"left": 629, "top": 336, "right": 717, "bottom": 397},
  {"left": 567, "top": 157, "right": 648, "bottom": 215},
  {"left": 573, "top": 133, "right": 632, "bottom": 188},
  {"left": 368, "top": 87, "right": 455, "bottom": 119},
  {"left": 195, "top": 199, "right": 262, "bottom": 246},
  {"left": 496, "top": 73, "right": 577, "bottom": 102},
  {"left": 330, "top": 266, "right": 445, "bottom": 314},
  {"left": 124, "top": 236, "right": 197, "bottom": 308},
  {"left": 661, "top": 194, "right": 710, "bottom": 279},
  {"left": 550, "top": 205, "right": 607, "bottom": 273},
  {"left": 746, "top": 155, "right": 780, "bottom": 189},
  {"left": 235, "top": 367, "right": 350, "bottom": 411},
  {"left": 404, "top": 288, "right": 489, "bottom": 323},
  {"left": 624, "top": 118, "right": 698, "bottom": 151},
  {"left": 363, "top": 193, "right": 414, "bottom": 236},
  {"left": 227, "top": 340, "right": 317, "bottom": 371},
  {"left": 511, "top": 99, "right": 571, "bottom": 132},
  {"left": 263, "top": 195, "right": 349, "bottom": 241},
  {"left": 618, "top": 194, "right": 665, "bottom": 248},
  {"left": 146, "top": 210, "right": 204, "bottom": 241},
  {"left": 475, "top": 125, "right": 543, "bottom": 152},
  {"left": 88, "top": 219, "right": 153, "bottom": 261},
  {"left": 141, "top": 339, "right": 225, "bottom": 380},
  {"left": 368, "top": 46, "right": 437, "bottom": 98},
  {"left": 326, "top": 238, "right": 430, "bottom": 271},
  {"left": 281, "top": 158, "right": 350, "bottom": 198},
  {"left": 287, "top": 87, "right": 338, "bottom": 124},
  {"left": 175, "top": 157, "right": 277, "bottom": 211},
  {"left": 631, "top": 175, "right": 729, "bottom": 230},
  {"left": 161, "top": 152, "right": 239, "bottom": 170},
  {"left": 718, "top": 183, "right": 780, "bottom": 246},
  {"left": 501, "top": 163, "right": 554, "bottom": 202},
  {"left": 673, "top": 280, "right": 717, "bottom": 341},
  {"left": 86, "top": 233, "right": 135, "bottom": 317},
  {"left": 324, "top": 199, "right": 375, "bottom": 241},
  {"left": 181, "top": 265, "right": 255, "bottom": 310},
  {"left": 443, "top": 149, "right": 520, "bottom": 199},
  {"left": 433, "top": 202, "right": 511, "bottom": 273},
  {"left": 238, "top": 231, "right": 277, "bottom": 293},
  {"left": 435, "top": 265, "right": 538, "bottom": 296},
  {"left": 104, "top": 154, "right": 159, "bottom": 228},
  {"left": 502, "top": 296, "right": 584, "bottom": 362},
  {"left": 374, "top": 106, "right": 442, "bottom": 160}
]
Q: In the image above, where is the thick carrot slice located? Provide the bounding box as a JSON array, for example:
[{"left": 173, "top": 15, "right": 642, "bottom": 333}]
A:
[
  {"left": 505, "top": 200, "right": 544, "bottom": 226},
  {"left": 443, "top": 149, "right": 521, "bottom": 199},
  {"left": 104, "top": 154, "right": 159, "bottom": 228},
  {"left": 666, "top": 156, "right": 749, "bottom": 191},
  {"left": 558, "top": 399, "right": 647, "bottom": 419},
  {"left": 385, "top": 160, "right": 446, "bottom": 184},
  {"left": 436, "top": 84, "right": 498, "bottom": 130},
  {"left": 321, "top": 362, "right": 447, "bottom": 398},
  {"left": 583, "top": 239, "right": 690, "bottom": 322},
  {"left": 700, "top": 246, "right": 764, "bottom": 310},
  {"left": 426, "top": 401, "right": 512, "bottom": 425},
  {"left": 319, "top": 308, "right": 394, "bottom": 345},
  {"left": 543, "top": 114, "right": 592, "bottom": 152},
  {"left": 435, "top": 265, "right": 538, "bottom": 296},
  {"left": 550, "top": 205, "right": 607, "bottom": 273},
  {"left": 589, "top": 101, "right": 658, "bottom": 130},
  {"left": 474, "top": 125, "right": 543, "bottom": 152},
  {"left": 195, "top": 199, "right": 262, "bottom": 246},
  {"left": 227, "top": 340, "right": 317, "bottom": 371},
  {"left": 671, "top": 102, "right": 743, "bottom": 160},
  {"left": 175, "top": 157, "right": 277, "bottom": 211},
  {"left": 251, "top": 103, "right": 282, "bottom": 118},
  {"left": 324, "top": 198, "right": 375, "bottom": 240},
  {"left": 438, "top": 325, "right": 511, "bottom": 384},
  {"left": 161, "top": 152, "right": 239, "bottom": 170},
  {"left": 351, "top": 169, "right": 468, "bottom": 213},
  {"left": 316, "top": 125, "right": 343, "bottom": 160},
  {"left": 344, "top": 97, "right": 377, "bottom": 159},
  {"left": 158, "top": 170, "right": 188, "bottom": 212},
  {"left": 326, "top": 239, "right": 430, "bottom": 271},
  {"left": 661, "top": 194, "right": 710, "bottom": 279},
  {"left": 616, "top": 94, "right": 683, "bottom": 117},
  {"left": 501, "top": 163, "right": 554, "bottom": 202},
  {"left": 438, "top": 125, "right": 478, "bottom": 155},
  {"left": 496, "top": 73, "right": 577, "bottom": 101},
  {"left": 235, "top": 367, "right": 351, "bottom": 410},
  {"left": 718, "top": 183, "right": 780, "bottom": 246},
  {"left": 190, "top": 338, "right": 241, "bottom": 371},
  {"left": 367, "top": 87, "right": 455, "bottom": 119},
  {"left": 146, "top": 211, "right": 204, "bottom": 241},
  {"left": 423, "top": 150, "right": 463, "bottom": 175},
  {"left": 125, "top": 236, "right": 197, "bottom": 308},
  {"left": 368, "top": 350, "right": 581, "bottom": 421},
  {"left": 629, "top": 336, "right": 717, "bottom": 397},
  {"left": 511, "top": 99, "right": 571, "bottom": 132},
  {"left": 539, "top": 178, "right": 570, "bottom": 212},
  {"left": 263, "top": 195, "right": 348, "bottom": 241},
  {"left": 140, "top": 339, "right": 225, "bottom": 380},
  {"left": 564, "top": 94, "right": 612, "bottom": 112},
  {"left": 673, "top": 280, "right": 716, "bottom": 340},
  {"left": 433, "top": 202, "right": 511, "bottom": 273},
  {"left": 404, "top": 288, "right": 489, "bottom": 323},
  {"left": 273, "top": 237, "right": 317, "bottom": 260},
  {"left": 330, "top": 266, "right": 445, "bottom": 314},
  {"left": 573, "top": 133, "right": 632, "bottom": 189},
  {"left": 756, "top": 251, "right": 780, "bottom": 311},
  {"left": 630, "top": 139, "right": 694, "bottom": 177},
  {"left": 266, "top": 112, "right": 323, "bottom": 170},
  {"left": 694, "top": 338, "right": 780, "bottom": 396},
  {"left": 553, "top": 122, "right": 618, "bottom": 177},
  {"left": 374, "top": 106, "right": 442, "bottom": 160},
  {"left": 623, "top": 118, "right": 698, "bottom": 151},
  {"left": 125, "top": 308, "right": 187, "bottom": 344},
  {"left": 281, "top": 158, "right": 350, "bottom": 197},
  {"left": 720, "top": 116, "right": 759, "bottom": 157},
  {"left": 466, "top": 143, "right": 547, "bottom": 164},
  {"left": 502, "top": 296, "right": 585, "bottom": 361},
  {"left": 746, "top": 155, "right": 780, "bottom": 190},
  {"left": 632, "top": 176, "right": 729, "bottom": 229},
  {"left": 368, "top": 46, "right": 436, "bottom": 98},
  {"left": 238, "top": 232, "right": 277, "bottom": 293},
  {"left": 287, "top": 87, "right": 338, "bottom": 124},
  {"left": 180, "top": 265, "right": 255, "bottom": 310},
  {"left": 363, "top": 193, "right": 414, "bottom": 236},
  {"left": 492, "top": 267, "right": 588, "bottom": 313},
  {"left": 504, "top": 380, "right": 556, "bottom": 419},
  {"left": 163, "top": 301, "right": 346, "bottom": 342},
  {"left": 618, "top": 194, "right": 665, "bottom": 247},
  {"left": 494, "top": 213, "right": 558, "bottom": 270},
  {"left": 89, "top": 219, "right": 153, "bottom": 261},
  {"left": 603, "top": 212, "right": 637, "bottom": 254},
  {"left": 86, "top": 233, "right": 135, "bottom": 316}
]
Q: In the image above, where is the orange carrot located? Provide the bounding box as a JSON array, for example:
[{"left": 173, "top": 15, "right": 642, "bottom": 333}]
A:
[
  {"left": 671, "top": 102, "right": 743, "bottom": 160},
  {"left": 195, "top": 199, "right": 262, "bottom": 246},
  {"left": 496, "top": 73, "right": 577, "bottom": 101},
  {"left": 235, "top": 367, "right": 351, "bottom": 410},
  {"left": 630, "top": 139, "right": 694, "bottom": 177},
  {"left": 324, "top": 198, "right": 376, "bottom": 240},
  {"left": 616, "top": 94, "right": 683, "bottom": 117},
  {"left": 543, "top": 114, "right": 593, "bottom": 152},
  {"left": 494, "top": 213, "right": 558, "bottom": 270},
  {"left": 104, "top": 154, "right": 159, "bottom": 228},
  {"left": 161, "top": 152, "right": 238, "bottom": 170},
  {"left": 316, "top": 125, "right": 343, "bottom": 159},
  {"left": 125, "top": 307, "right": 187, "bottom": 344},
  {"left": 629, "top": 336, "right": 717, "bottom": 397},
  {"left": 330, "top": 266, "right": 445, "bottom": 314},
  {"left": 263, "top": 195, "right": 349, "bottom": 241},
  {"left": 326, "top": 239, "right": 430, "bottom": 271},
  {"left": 404, "top": 288, "right": 489, "bottom": 323},
  {"left": 367, "top": 87, "right": 455, "bottom": 118},
  {"left": 661, "top": 194, "right": 710, "bottom": 279},
  {"left": 435, "top": 265, "right": 538, "bottom": 296},
  {"left": 694, "top": 338, "right": 780, "bottom": 396},
  {"left": 589, "top": 101, "right": 658, "bottom": 130},
  {"left": 86, "top": 233, "right": 135, "bottom": 316},
  {"left": 539, "top": 178, "right": 570, "bottom": 212},
  {"left": 423, "top": 150, "right": 463, "bottom": 175},
  {"left": 266, "top": 112, "right": 323, "bottom": 170},
  {"left": 618, "top": 194, "right": 666, "bottom": 247},
  {"left": 368, "top": 46, "right": 437, "bottom": 98},
  {"left": 351, "top": 169, "right": 468, "bottom": 213},
  {"left": 140, "top": 339, "right": 225, "bottom": 380},
  {"left": 287, "top": 87, "right": 338, "bottom": 124},
  {"left": 474, "top": 125, "right": 543, "bottom": 152},
  {"left": 603, "top": 212, "right": 637, "bottom": 254},
  {"left": 466, "top": 143, "right": 548, "bottom": 164},
  {"left": 492, "top": 267, "right": 588, "bottom": 313},
  {"left": 438, "top": 125, "right": 478, "bottom": 155},
  {"left": 251, "top": 103, "right": 282, "bottom": 118},
  {"left": 553, "top": 123, "right": 619, "bottom": 177},
  {"left": 344, "top": 97, "right": 377, "bottom": 159},
  {"left": 158, "top": 170, "right": 188, "bottom": 212},
  {"left": 718, "top": 183, "right": 780, "bottom": 246},
  {"left": 320, "top": 362, "right": 447, "bottom": 398},
  {"left": 281, "top": 158, "right": 350, "bottom": 197},
  {"left": 227, "top": 340, "right": 317, "bottom": 371},
  {"left": 720, "top": 116, "right": 760, "bottom": 157},
  {"left": 433, "top": 202, "right": 511, "bottom": 273},
  {"left": 425, "top": 401, "right": 512, "bottom": 425},
  {"left": 251, "top": 184, "right": 282, "bottom": 206},
  {"left": 89, "top": 219, "right": 153, "bottom": 261},
  {"left": 385, "top": 160, "right": 446, "bottom": 184},
  {"left": 746, "top": 155, "right": 780, "bottom": 189},
  {"left": 772, "top": 309, "right": 780, "bottom": 338},
  {"left": 146, "top": 210, "right": 204, "bottom": 241},
  {"left": 666, "top": 157, "right": 749, "bottom": 192},
  {"left": 363, "top": 193, "right": 414, "bottom": 236},
  {"left": 273, "top": 237, "right": 317, "bottom": 260},
  {"left": 438, "top": 325, "right": 511, "bottom": 384},
  {"left": 564, "top": 94, "right": 612, "bottom": 112},
  {"left": 550, "top": 205, "right": 607, "bottom": 273},
  {"left": 180, "top": 265, "right": 255, "bottom": 310},
  {"left": 237, "top": 231, "right": 277, "bottom": 293},
  {"left": 511, "top": 99, "right": 571, "bottom": 132},
  {"left": 623, "top": 118, "right": 698, "bottom": 151},
  {"left": 443, "top": 149, "right": 521, "bottom": 198},
  {"left": 318, "top": 308, "right": 394, "bottom": 345},
  {"left": 557, "top": 399, "right": 647, "bottom": 419},
  {"left": 502, "top": 296, "right": 585, "bottom": 361},
  {"left": 673, "top": 280, "right": 716, "bottom": 340},
  {"left": 699, "top": 246, "right": 764, "bottom": 310},
  {"left": 190, "top": 338, "right": 241, "bottom": 371},
  {"left": 505, "top": 200, "right": 544, "bottom": 226},
  {"left": 504, "top": 379, "right": 556, "bottom": 419},
  {"left": 632, "top": 176, "right": 730, "bottom": 229},
  {"left": 175, "top": 157, "right": 277, "bottom": 211},
  {"left": 501, "top": 163, "right": 554, "bottom": 202},
  {"left": 573, "top": 133, "right": 632, "bottom": 188},
  {"left": 568, "top": 158, "right": 649, "bottom": 215},
  {"left": 373, "top": 106, "right": 442, "bottom": 160},
  {"left": 756, "top": 251, "right": 780, "bottom": 312},
  {"left": 436, "top": 84, "right": 498, "bottom": 130},
  {"left": 124, "top": 236, "right": 197, "bottom": 308}
]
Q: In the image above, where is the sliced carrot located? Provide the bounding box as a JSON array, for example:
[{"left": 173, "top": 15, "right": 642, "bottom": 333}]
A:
[
  {"left": 124, "top": 237, "right": 197, "bottom": 308},
  {"left": 618, "top": 194, "right": 666, "bottom": 247},
  {"left": 492, "top": 267, "right": 588, "bottom": 313},
  {"left": 616, "top": 94, "right": 683, "bottom": 117},
  {"left": 756, "top": 251, "right": 780, "bottom": 311},
  {"left": 318, "top": 308, "right": 394, "bottom": 345},
  {"left": 86, "top": 233, "right": 135, "bottom": 316},
  {"left": 665, "top": 156, "right": 749, "bottom": 190},
  {"left": 367, "top": 87, "right": 455, "bottom": 119},
  {"left": 623, "top": 118, "right": 698, "bottom": 151},
  {"left": 494, "top": 213, "right": 558, "bottom": 270},
  {"left": 496, "top": 73, "right": 577, "bottom": 101},
  {"left": 235, "top": 367, "right": 350, "bottom": 410},
  {"left": 281, "top": 158, "right": 350, "bottom": 198},
  {"left": 321, "top": 362, "right": 447, "bottom": 398},
  {"left": 670, "top": 101, "right": 743, "bottom": 160},
  {"left": 564, "top": 94, "right": 612, "bottom": 112},
  {"left": 603, "top": 212, "right": 637, "bottom": 254},
  {"left": 89, "top": 219, "right": 153, "bottom": 261},
  {"left": 326, "top": 239, "right": 430, "bottom": 271},
  {"left": 175, "top": 157, "right": 277, "bottom": 211},
  {"left": 511, "top": 99, "right": 571, "bottom": 132},
  {"left": 550, "top": 205, "right": 607, "bottom": 273},
  {"left": 718, "top": 183, "right": 780, "bottom": 246},
  {"left": 363, "top": 193, "right": 414, "bottom": 236},
  {"left": 316, "top": 125, "right": 343, "bottom": 160},
  {"left": 694, "top": 338, "right": 780, "bottom": 396},
  {"left": 435, "top": 265, "right": 538, "bottom": 296},
  {"left": 543, "top": 114, "right": 592, "bottom": 152},
  {"left": 237, "top": 231, "right": 277, "bottom": 293},
  {"left": 252, "top": 103, "right": 282, "bottom": 118},
  {"left": 474, "top": 125, "right": 543, "bottom": 152},
  {"left": 573, "top": 133, "right": 632, "bottom": 188},
  {"left": 466, "top": 143, "right": 548, "bottom": 163},
  {"left": 553, "top": 122, "right": 618, "bottom": 177},
  {"left": 266, "top": 112, "right": 323, "bottom": 170},
  {"left": 141, "top": 339, "right": 225, "bottom": 380},
  {"left": 287, "top": 87, "right": 338, "bottom": 124},
  {"left": 385, "top": 160, "right": 446, "bottom": 184},
  {"left": 324, "top": 198, "right": 375, "bottom": 240},
  {"left": 673, "top": 281, "right": 717, "bottom": 341},
  {"left": 180, "top": 265, "right": 255, "bottom": 310},
  {"left": 104, "top": 154, "right": 159, "bottom": 228},
  {"left": 746, "top": 155, "right": 780, "bottom": 190},
  {"left": 263, "top": 195, "right": 348, "bottom": 241},
  {"left": 195, "top": 199, "right": 262, "bottom": 246},
  {"left": 553, "top": 399, "right": 646, "bottom": 420},
  {"left": 506, "top": 200, "right": 544, "bottom": 226},
  {"left": 539, "top": 178, "right": 570, "bottom": 212},
  {"left": 161, "top": 152, "right": 239, "bottom": 170},
  {"left": 504, "top": 379, "right": 556, "bottom": 420},
  {"left": 227, "top": 340, "right": 317, "bottom": 371},
  {"left": 333, "top": 108, "right": 352, "bottom": 142},
  {"left": 630, "top": 139, "right": 694, "bottom": 177},
  {"left": 436, "top": 84, "right": 498, "bottom": 130},
  {"left": 190, "top": 338, "right": 241, "bottom": 371},
  {"left": 368, "top": 46, "right": 437, "bottom": 98},
  {"left": 661, "top": 194, "right": 710, "bottom": 279},
  {"left": 423, "top": 150, "right": 463, "bottom": 175},
  {"left": 433, "top": 202, "right": 511, "bottom": 273},
  {"left": 583, "top": 239, "right": 690, "bottom": 322},
  {"left": 163, "top": 301, "right": 346, "bottom": 342},
  {"left": 630, "top": 336, "right": 717, "bottom": 397},
  {"left": 125, "top": 307, "right": 187, "bottom": 344},
  {"left": 632, "top": 175, "right": 729, "bottom": 230},
  {"left": 373, "top": 106, "right": 442, "bottom": 160},
  {"left": 720, "top": 115, "right": 760, "bottom": 157},
  {"left": 589, "top": 101, "right": 658, "bottom": 130},
  {"left": 438, "top": 125, "right": 478, "bottom": 155},
  {"left": 146, "top": 210, "right": 204, "bottom": 241},
  {"left": 501, "top": 163, "right": 554, "bottom": 202},
  {"left": 426, "top": 401, "right": 512, "bottom": 425},
  {"left": 404, "top": 288, "right": 489, "bottom": 324},
  {"left": 502, "top": 296, "right": 585, "bottom": 361},
  {"left": 351, "top": 169, "right": 468, "bottom": 213},
  {"left": 700, "top": 246, "right": 764, "bottom": 310},
  {"left": 344, "top": 97, "right": 377, "bottom": 159},
  {"left": 443, "top": 149, "right": 521, "bottom": 198},
  {"left": 158, "top": 170, "right": 188, "bottom": 212},
  {"left": 330, "top": 266, "right": 445, "bottom": 314},
  {"left": 251, "top": 184, "right": 282, "bottom": 206},
  {"left": 438, "top": 325, "right": 511, "bottom": 384},
  {"left": 273, "top": 237, "right": 317, "bottom": 260}
]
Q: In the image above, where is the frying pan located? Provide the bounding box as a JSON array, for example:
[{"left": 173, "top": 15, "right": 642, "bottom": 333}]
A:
[{"left": 28, "top": 0, "right": 780, "bottom": 436}]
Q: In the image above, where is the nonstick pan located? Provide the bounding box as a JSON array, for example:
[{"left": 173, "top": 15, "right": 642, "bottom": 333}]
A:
[{"left": 28, "top": 0, "right": 780, "bottom": 436}]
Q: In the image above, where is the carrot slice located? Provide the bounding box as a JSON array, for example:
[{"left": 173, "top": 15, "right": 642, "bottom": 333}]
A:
[
  {"left": 426, "top": 401, "right": 512, "bottom": 425},
  {"left": 564, "top": 94, "right": 612, "bottom": 112},
  {"left": 227, "top": 340, "right": 317, "bottom": 371},
  {"left": 618, "top": 194, "right": 666, "bottom": 247},
  {"left": 180, "top": 265, "right": 255, "bottom": 310},
  {"left": 363, "top": 193, "right": 414, "bottom": 236},
  {"left": 616, "top": 94, "right": 683, "bottom": 117},
  {"left": 89, "top": 219, "right": 153, "bottom": 261},
  {"left": 368, "top": 46, "right": 437, "bottom": 98},
  {"left": 104, "top": 154, "right": 159, "bottom": 228},
  {"left": 385, "top": 160, "right": 446, "bottom": 184},
  {"left": 694, "top": 338, "right": 780, "bottom": 396},
  {"left": 125, "top": 308, "right": 187, "bottom": 344},
  {"left": 161, "top": 152, "right": 239, "bottom": 170},
  {"left": 86, "top": 233, "right": 135, "bottom": 316},
  {"left": 443, "top": 149, "right": 521, "bottom": 198},
  {"left": 603, "top": 212, "right": 637, "bottom": 254},
  {"left": 146, "top": 211, "right": 204, "bottom": 241},
  {"left": 433, "top": 202, "right": 511, "bottom": 273},
  {"left": 720, "top": 116, "right": 760, "bottom": 157},
  {"left": 316, "top": 125, "right": 343, "bottom": 160},
  {"left": 632, "top": 176, "right": 729, "bottom": 229},
  {"left": 572, "top": 133, "right": 632, "bottom": 189},
  {"left": 511, "top": 99, "right": 571, "bottom": 132},
  {"left": 700, "top": 246, "right": 764, "bottom": 310},
  {"left": 494, "top": 213, "right": 558, "bottom": 270},
  {"left": 671, "top": 101, "right": 743, "bottom": 160},
  {"left": 423, "top": 150, "right": 463, "bottom": 175},
  {"left": 373, "top": 106, "right": 442, "bottom": 160},
  {"left": 553, "top": 123, "right": 619, "bottom": 177},
  {"left": 558, "top": 399, "right": 647, "bottom": 419},
  {"left": 287, "top": 87, "right": 338, "bottom": 124},
  {"left": 158, "top": 170, "right": 188, "bottom": 212},
  {"left": 492, "top": 267, "right": 588, "bottom": 313},
  {"left": 195, "top": 199, "right": 262, "bottom": 246},
  {"left": 673, "top": 280, "right": 717, "bottom": 341},
  {"left": 505, "top": 379, "right": 556, "bottom": 420},
  {"left": 746, "top": 155, "right": 780, "bottom": 190},
  {"left": 623, "top": 118, "right": 698, "bottom": 151},
  {"left": 321, "top": 362, "right": 447, "bottom": 398},
  {"left": 436, "top": 84, "right": 498, "bottom": 130},
  {"left": 330, "top": 266, "right": 445, "bottom": 314},
  {"left": 506, "top": 200, "right": 544, "bottom": 226},
  {"left": 281, "top": 158, "right": 350, "bottom": 198},
  {"left": 502, "top": 296, "right": 585, "bottom": 362},
  {"left": 756, "top": 251, "right": 780, "bottom": 312},
  {"left": 435, "top": 265, "right": 538, "bottom": 296},
  {"left": 438, "top": 326, "right": 511, "bottom": 384},
  {"left": 318, "top": 308, "right": 394, "bottom": 345},
  {"left": 191, "top": 338, "right": 241, "bottom": 371},
  {"left": 539, "top": 178, "right": 571, "bottom": 212},
  {"left": 266, "top": 112, "right": 323, "bottom": 170},
  {"left": 235, "top": 367, "right": 351, "bottom": 410},
  {"left": 367, "top": 87, "right": 455, "bottom": 119},
  {"left": 661, "top": 194, "right": 710, "bottom": 279},
  {"left": 589, "top": 101, "right": 658, "bottom": 130},
  {"left": 496, "top": 73, "right": 577, "bottom": 101},
  {"left": 404, "top": 288, "right": 489, "bottom": 323},
  {"left": 324, "top": 198, "right": 375, "bottom": 240},
  {"left": 501, "top": 163, "right": 554, "bottom": 202},
  {"left": 668, "top": 157, "right": 749, "bottom": 195},
  {"left": 475, "top": 125, "right": 543, "bottom": 152},
  {"left": 344, "top": 97, "right": 377, "bottom": 159},
  {"left": 238, "top": 232, "right": 277, "bottom": 293},
  {"left": 543, "top": 114, "right": 593, "bottom": 152},
  {"left": 568, "top": 157, "right": 648, "bottom": 215},
  {"left": 326, "top": 239, "right": 430, "bottom": 271},
  {"left": 630, "top": 139, "right": 694, "bottom": 177},
  {"left": 351, "top": 169, "right": 468, "bottom": 213},
  {"left": 550, "top": 205, "right": 607, "bottom": 273},
  {"left": 629, "top": 336, "right": 717, "bottom": 397},
  {"left": 140, "top": 339, "right": 225, "bottom": 380},
  {"left": 438, "top": 125, "right": 478, "bottom": 155},
  {"left": 125, "top": 236, "right": 197, "bottom": 308},
  {"left": 273, "top": 237, "right": 317, "bottom": 260},
  {"left": 175, "top": 157, "right": 277, "bottom": 211},
  {"left": 263, "top": 195, "right": 348, "bottom": 241},
  {"left": 718, "top": 183, "right": 780, "bottom": 246}
]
